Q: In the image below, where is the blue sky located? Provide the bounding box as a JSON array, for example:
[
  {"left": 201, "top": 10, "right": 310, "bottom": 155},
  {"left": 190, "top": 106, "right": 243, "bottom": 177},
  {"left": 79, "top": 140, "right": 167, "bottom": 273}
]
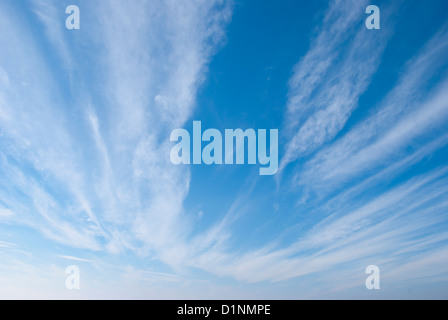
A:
[{"left": 0, "top": 0, "right": 448, "bottom": 299}]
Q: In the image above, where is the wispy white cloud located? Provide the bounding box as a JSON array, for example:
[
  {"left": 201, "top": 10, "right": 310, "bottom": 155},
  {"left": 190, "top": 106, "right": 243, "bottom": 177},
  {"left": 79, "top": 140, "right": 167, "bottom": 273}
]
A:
[
  {"left": 285, "top": 0, "right": 370, "bottom": 126},
  {"left": 0, "top": 0, "right": 233, "bottom": 263},
  {"left": 0, "top": 241, "right": 16, "bottom": 248},
  {"left": 296, "top": 23, "right": 448, "bottom": 192},
  {"left": 280, "top": 0, "right": 392, "bottom": 172}
]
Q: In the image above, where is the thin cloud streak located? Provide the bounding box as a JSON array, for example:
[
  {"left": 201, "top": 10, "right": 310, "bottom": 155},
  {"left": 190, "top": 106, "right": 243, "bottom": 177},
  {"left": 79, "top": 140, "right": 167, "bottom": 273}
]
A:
[{"left": 190, "top": 167, "right": 448, "bottom": 283}]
